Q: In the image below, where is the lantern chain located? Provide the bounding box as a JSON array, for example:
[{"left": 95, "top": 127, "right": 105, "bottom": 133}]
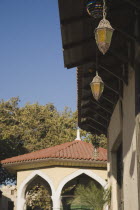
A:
[
  {"left": 96, "top": 45, "right": 98, "bottom": 76},
  {"left": 103, "top": 0, "right": 107, "bottom": 20}
]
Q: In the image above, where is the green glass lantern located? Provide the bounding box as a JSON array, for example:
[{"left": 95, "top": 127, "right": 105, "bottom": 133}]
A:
[
  {"left": 90, "top": 72, "right": 104, "bottom": 101},
  {"left": 95, "top": 19, "right": 114, "bottom": 54}
]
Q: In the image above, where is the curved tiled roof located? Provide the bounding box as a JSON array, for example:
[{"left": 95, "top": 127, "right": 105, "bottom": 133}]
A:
[{"left": 1, "top": 140, "right": 107, "bottom": 165}]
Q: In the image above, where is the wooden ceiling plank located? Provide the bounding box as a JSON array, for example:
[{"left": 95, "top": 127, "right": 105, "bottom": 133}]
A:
[
  {"left": 80, "top": 124, "right": 101, "bottom": 135},
  {"left": 91, "top": 100, "right": 112, "bottom": 115},
  {"left": 101, "top": 95, "right": 116, "bottom": 105},
  {"left": 93, "top": 62, "right": 124, "bottom": 81},
  {"left": 81, "top": 109, "right": 109, "bottom": 122},
  {"left": 63, "top": 37, "right": 93, "bottom": 50},
  {"left": 61, "top": 15, "right": 88, "bottom": 26},
  {"left": 82, "top": 71, "right": 122, "bottom": 83},
  {"left": 87, "top": 124, "right": 105, "bottom": 134},
  {"left": 88, "top": 117, "right": 108, "bottom": 129},
  {"left": 104, "top": 83, "right": 119, "bottom": 95},
  {"left": 81, "top": 109, "right": 108, "bottom": 124}
]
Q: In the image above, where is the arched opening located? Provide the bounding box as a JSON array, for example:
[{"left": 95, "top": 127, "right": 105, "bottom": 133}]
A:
[
  {"left": 17, "top": 171, "right": 55, "bottom": 210},
  {"left": 25, "top": 175, "right": 52, "bottom": 210},
  {"left": 61, "top": 173, "right": 104, "bottom": 210}
]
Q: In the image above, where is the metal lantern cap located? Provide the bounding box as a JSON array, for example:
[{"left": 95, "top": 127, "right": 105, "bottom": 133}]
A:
[
  {"left": 92, "top": 74, "right": 103, "bottom": 83},
  {"left": 90, "top": 73, "right": 104, "bottom": 101},
  {"left": 97, "top": 18, "right": 114, "bottom": 29}
]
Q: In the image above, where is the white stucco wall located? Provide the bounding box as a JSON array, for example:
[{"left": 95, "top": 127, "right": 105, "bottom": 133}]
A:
[
  {"left": 122, "top": 68, "right": 138, "bottom": 210},
  {"left": 17, "top": 167, "right": 107, "bottom": 191},
  {"left": 108, "top": 101, "right": 122, "bottom": 210},
  {"left": 16, "top": 167, "right": 107, "bottom": 210},
  {"left": 108, "top": 68, "right": 139, "bottom": 210},
  {"left": 108, "top": 100, "right": 122, "bottom": 150}
]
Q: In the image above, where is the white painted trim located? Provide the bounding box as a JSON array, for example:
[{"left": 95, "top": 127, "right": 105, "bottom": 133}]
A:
[
  {"left": 55, "top": 169, "right": 107, "bottom": 197},
  {"left": 17, "top": 170, "right": 55, "bottom": 210}
]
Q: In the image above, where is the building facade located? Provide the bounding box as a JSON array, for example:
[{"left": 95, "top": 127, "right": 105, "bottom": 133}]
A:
[{"left": 58, "top": 0, "right": 140, "bottom": 209}]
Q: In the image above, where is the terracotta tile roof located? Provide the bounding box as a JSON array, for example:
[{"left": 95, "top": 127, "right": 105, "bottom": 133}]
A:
[{"left": 1, "top": 140, "right": 107, "bottom": 165}]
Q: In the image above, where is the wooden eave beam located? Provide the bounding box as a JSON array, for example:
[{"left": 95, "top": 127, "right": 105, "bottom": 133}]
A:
[
  {"left": 83, "top": 69, "right": 123, "bottom": 83},
  {"left": 80, "top": 119, "right": 107, "bottom": 134},
  {"left": 81, "top": 109, "right": 109, "bottom": 122},
  {"left": 82, "top": 91, "right": 116, "bottom": 106},
  {"left": 63, "top": 37, "right": 93, "bottom": 50},
  {"left": 104, "top": 83, "right": 119, "bottom": 95},
  {"left": 88, "top": 117, "right": 108, "bottom": 129},
  {"left": 80, "top": 120, "right": 104, "bottom": 134},
  {"left": 91, "top": 100, "right": 112, "bottom": 115},
  {"left": 87, "top": 124, "right": 106, "bottom": 134},
  {"left": 61, "top": 15, "right": 89, "bottom": 26},
  {"left": 101, "top": 95, "right": 116, "bottom": 105},
  {"left": 94, "top": 63, "right": 125, "bottom": 82},
  {"left": 81, "top": 109, "right": 109, "bottom": 123},
  {"left": 81, "top": 100, "right": 112, "bottom": 116},
  {"left": 80, "top": 125, "right": 99, "bottom": 135}
]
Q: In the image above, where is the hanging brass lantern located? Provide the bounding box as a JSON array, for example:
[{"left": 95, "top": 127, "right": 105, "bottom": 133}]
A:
[
  {"left": 95, "top": 0, "right": 114, "bottom": 54},
  {"left": 95, "top": 19, "right": 114, "bottom": 54},
  {"left": 90, "top": 72, "right": 104, "bottom": 101}
]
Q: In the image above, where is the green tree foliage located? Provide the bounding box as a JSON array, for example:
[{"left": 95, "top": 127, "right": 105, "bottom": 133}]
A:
[
  {"left": 0, "top": 97, "right": 28, "bottom": 184},
  {"left": 0, "top": 98, "right": 77, "bottom": 155},
  {"left": 0, "top": 97, "right": 107, "bottom": 183},
  {"left": 26, "top": 183, "right": 51, "bottom": 210},
  {"left": 84, "top": 133, "right": 107, "bottom": 149},
  {"left": 69, "top": 182, "right": 105, "bottom": 210},
  {"left": 0, "top": 97, "right": 27, "bottom": 158}
]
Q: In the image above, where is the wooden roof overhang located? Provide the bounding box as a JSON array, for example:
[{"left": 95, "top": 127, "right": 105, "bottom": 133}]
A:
[{"left": 58, "top": 0, "right": 140, "bottom": 135}]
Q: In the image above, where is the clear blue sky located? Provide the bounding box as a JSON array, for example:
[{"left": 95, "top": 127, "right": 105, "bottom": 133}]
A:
[{"left": 0, "top": 0, "right": 76, "bottom": 111}]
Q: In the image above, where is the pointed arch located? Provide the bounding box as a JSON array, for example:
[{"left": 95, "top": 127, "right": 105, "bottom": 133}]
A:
[
  {"left": 17, "top": 170, "right": 55, "bottom": 210},
  {"left": 54, "top": 169, "right": 107, "bottom": 199}
]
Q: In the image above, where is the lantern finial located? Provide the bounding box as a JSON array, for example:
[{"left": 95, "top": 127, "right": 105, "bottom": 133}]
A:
[{"left": 75, "top": 127, "right": 81, "bottom": 141}]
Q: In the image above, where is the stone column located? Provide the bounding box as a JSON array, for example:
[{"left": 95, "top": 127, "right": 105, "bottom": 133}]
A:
[
  {"left": 17, "top": 197, "right": 26, "bottom": 210},
  {"left": 52, "top": 195, "right": 61, "bottom": 210}
]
